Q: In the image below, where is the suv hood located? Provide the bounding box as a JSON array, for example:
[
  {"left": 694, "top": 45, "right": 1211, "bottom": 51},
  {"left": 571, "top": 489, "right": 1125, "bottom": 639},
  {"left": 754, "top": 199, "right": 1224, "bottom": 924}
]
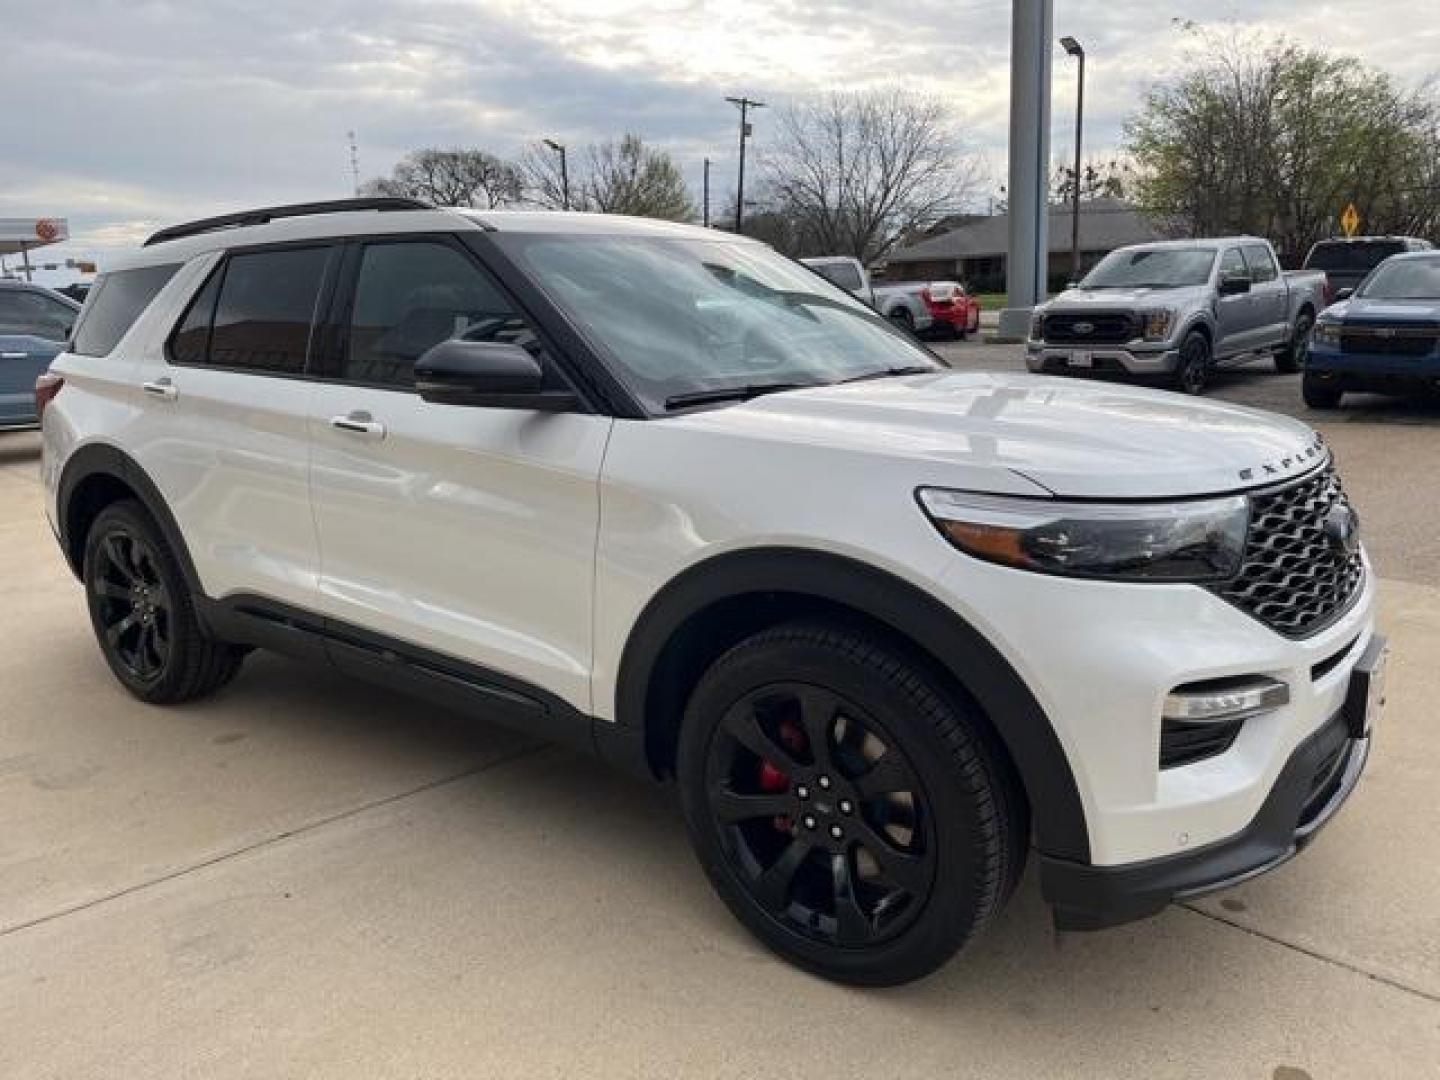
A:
[
  {"left": 702, "top": 372, "right": 1323, "bottom": 499},
  {"left": 1045, "top": 284, "right": 1209, "bottom": 309},
  {"left": 1326, "top": 296, "right": 1440, "bottom": 321}
]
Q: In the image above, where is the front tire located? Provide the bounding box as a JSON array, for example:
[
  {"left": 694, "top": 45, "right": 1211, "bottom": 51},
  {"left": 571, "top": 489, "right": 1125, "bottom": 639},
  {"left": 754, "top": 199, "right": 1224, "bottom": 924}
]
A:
[
  {"left": 82, "top": 500, "right": 245, "bottom": 704},
  {"left": 1276, "top": 310, "right": 1313, "bottom": 373},
  {"left": 1303, "top": 373, "right": 1343, "bottom": 410},
  {"left": 677, "top": 621, "right": 1024, "bottom": 986},
  {"left": 1173, "top": 331, "right": 1211, "bottom": 395}
]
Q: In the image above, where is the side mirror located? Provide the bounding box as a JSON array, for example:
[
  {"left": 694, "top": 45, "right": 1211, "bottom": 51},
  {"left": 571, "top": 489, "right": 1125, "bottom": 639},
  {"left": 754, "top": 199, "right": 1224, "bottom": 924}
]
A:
[
  {"left": 1334, "top": 287, "right": 1354, "bottom": 302},
  {"left": 1219, "top": 274, "right": 1252, "bottom": 296},
  {"left": 414, "top": 340, "right": 579, "bottom": 411}
]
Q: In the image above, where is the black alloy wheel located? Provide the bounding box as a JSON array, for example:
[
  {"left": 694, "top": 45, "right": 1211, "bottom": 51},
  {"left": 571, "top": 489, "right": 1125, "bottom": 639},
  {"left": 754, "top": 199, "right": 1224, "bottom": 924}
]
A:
[
  {"left": 83, "top": 500, "right": 245, "bottom": 703},
  {"left": 679, "top": 622, "right": 1025, "bottom": 986},
  {"left": 91, "top": 526, "right": 171, "bottom": 684},
  {"left": 1174, "top": 331, "right": 1211, "bottom": 395},
  {"left": 1276, "top": 311, "right": 1312, "bottom": 373},
  {"left": 703, "top": 681, "right": 936, "bottom": 950}
]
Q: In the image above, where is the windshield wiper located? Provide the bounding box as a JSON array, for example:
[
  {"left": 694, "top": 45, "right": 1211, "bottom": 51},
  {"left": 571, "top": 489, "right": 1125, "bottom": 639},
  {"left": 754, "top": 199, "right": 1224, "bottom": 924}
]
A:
[
  {"left": 837, "top": 364, "right": 936, "bottom": 384},
  {"left": 663, "top": 381, "right": 817, "bottom": 410}
]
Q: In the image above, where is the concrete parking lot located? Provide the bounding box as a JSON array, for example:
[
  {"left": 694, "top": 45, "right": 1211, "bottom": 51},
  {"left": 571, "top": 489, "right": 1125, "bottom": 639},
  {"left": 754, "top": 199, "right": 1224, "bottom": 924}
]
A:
[{"left": 3, "top": 359, "right": 1439, "bottom": 1078}]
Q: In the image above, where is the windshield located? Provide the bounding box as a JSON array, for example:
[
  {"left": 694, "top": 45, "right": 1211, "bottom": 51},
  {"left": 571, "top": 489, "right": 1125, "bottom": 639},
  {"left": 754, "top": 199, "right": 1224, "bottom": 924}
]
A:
[
  {"left": 1356, "top": 256, "right": 1440, "bottom": 300},
  {"left": 1080, "top": 248, "right": 1216, "bottom": 288},
  {"left": 494, "top": 234, "right": 939, "bottom": 412}
]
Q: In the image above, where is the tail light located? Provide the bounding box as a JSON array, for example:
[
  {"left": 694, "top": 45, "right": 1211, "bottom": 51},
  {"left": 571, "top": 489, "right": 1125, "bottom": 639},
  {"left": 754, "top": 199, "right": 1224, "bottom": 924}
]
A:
[{"left": 35, "top": 372, "right": 64, "bottom": 422}]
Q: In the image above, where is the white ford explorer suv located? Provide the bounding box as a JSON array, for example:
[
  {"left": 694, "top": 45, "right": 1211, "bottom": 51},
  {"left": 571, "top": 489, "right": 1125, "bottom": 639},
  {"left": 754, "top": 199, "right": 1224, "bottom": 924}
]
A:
[{"left": 39, "top": 199, "right": 1385, "bottom": 986}]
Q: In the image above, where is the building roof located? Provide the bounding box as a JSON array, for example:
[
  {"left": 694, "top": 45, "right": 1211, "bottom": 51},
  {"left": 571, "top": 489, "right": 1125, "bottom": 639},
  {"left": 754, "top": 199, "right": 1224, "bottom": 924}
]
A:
[{"left": 887, "top": 198, "right": 1161, "bottom": 264}]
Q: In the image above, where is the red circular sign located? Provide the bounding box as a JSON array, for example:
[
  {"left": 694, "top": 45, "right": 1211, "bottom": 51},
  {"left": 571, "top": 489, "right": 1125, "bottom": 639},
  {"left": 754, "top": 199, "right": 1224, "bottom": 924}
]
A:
[{"left": 34, "top": 218, "right": 60, "bottom": 242}]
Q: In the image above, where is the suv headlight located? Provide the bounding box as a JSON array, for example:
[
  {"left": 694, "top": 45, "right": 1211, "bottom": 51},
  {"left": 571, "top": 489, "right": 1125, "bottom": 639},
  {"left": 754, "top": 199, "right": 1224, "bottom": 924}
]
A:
[
  {"left": 917, "top": 488, "right": 1249, "bottom": 582},
  {"left": 1141, "top": 309, "right": 1176, "bottom": 342},
  {"left": 1313, "top": 319, "right": 1341, "bottom": 347}
]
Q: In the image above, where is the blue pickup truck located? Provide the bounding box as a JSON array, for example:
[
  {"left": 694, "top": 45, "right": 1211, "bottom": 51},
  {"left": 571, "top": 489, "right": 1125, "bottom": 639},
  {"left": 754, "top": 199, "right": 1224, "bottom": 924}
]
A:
[
  {"left": 1305, "top": 251, "right": 1440, "bottom": 409},
  {"left": 0, "top": 281, "right": 80, "bottom": 429}
]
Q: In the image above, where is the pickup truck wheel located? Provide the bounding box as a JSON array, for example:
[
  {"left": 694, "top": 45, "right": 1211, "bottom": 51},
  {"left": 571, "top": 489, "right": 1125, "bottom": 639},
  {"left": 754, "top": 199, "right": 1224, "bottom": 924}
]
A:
[
  {"left": 1276, "top": 312, "right": 1313, "bottom": 373},
  {"left": 82, "top": 500, "right": 246, "bottom": 704},
  {"left": 889, "top": 308, "right": 916, "bottom": 334},
  {"left": 1302, "top": 373, "right": 1343, "bottom": 409},
  {"left": 677, "top": 621, "right": 1023, "bottom": 986},
  {"left": 1174, "top": 331, "right": 1211, "bottom": 395}
]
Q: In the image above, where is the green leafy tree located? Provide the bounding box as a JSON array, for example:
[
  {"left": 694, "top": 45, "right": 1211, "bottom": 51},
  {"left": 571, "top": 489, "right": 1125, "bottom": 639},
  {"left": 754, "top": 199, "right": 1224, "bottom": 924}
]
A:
[{"left": 1125, "top": 27, "right": 1440, "bottom": 264}]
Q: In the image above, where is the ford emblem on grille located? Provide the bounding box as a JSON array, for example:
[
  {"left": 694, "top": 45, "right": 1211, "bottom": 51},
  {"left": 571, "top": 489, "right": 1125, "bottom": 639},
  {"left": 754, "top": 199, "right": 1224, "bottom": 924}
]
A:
[
  {"left": 1322, "top": 503, "right": 1361, "bottom": 556},
  {"left": 1072, "top": 321, "right": 1094, "bottom": 334}
]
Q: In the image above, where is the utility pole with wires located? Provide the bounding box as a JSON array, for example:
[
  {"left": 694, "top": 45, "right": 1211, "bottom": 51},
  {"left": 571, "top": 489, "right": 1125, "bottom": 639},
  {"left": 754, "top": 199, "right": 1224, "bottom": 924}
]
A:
[
  {"left": 703, "top": 157, "right": 711, "bottom": 227},
  {"left": 347, "top": 130, "right": 361, "bottom": 196},
  {"left": 726, "top": 95, "right": 765, "bottom": 234}
]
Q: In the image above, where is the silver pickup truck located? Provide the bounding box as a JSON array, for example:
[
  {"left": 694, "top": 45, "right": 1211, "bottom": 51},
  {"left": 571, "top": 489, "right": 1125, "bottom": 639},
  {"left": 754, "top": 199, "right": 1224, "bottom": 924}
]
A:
[
  {"left": 800, "top": 256, "right": 934, "bottom": 333},
  {"left": 1026, "top": 237, "right": 1328, "bottom": 394}
]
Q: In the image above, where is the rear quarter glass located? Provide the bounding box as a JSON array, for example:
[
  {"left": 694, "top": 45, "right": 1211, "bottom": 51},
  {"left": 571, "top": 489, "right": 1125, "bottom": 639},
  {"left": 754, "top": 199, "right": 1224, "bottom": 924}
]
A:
[{"left": 71, "top": 264, "right": 181, "bottom": 357}]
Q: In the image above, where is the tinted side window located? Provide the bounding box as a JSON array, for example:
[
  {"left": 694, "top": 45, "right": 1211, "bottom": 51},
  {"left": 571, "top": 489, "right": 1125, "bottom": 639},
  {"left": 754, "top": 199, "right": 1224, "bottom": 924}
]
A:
[
  {"left": 71, "top": 264, "right": 179, "bottom": 356},
  {"left": 1242, "top": 245, "right": 1278, "bottom": 282},
  {"left": 1219, "top": 248, "right": 1247, "bottom": 280},
  {"left": 169, "top": 267, "right": 223, "bottom": 366},
  {"left": 339, "top": 241, "right": 539, "bottom": 388},
  {"left": 206, "top": 248, "right": 330, "bottom": 374}
]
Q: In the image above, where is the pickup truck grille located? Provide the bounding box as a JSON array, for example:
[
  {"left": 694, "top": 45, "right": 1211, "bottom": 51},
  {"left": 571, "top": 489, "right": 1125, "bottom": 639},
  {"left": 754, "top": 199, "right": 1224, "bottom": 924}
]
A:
[
  {"left": 1210, "top": 464, "right": 1364, "bottom": 639},
  {"left": 1043, "top": 310, "right": 1136, "bottom": 345},
  {"left": 1340, "top": 322, "right": 1439, "bottom": 357}
]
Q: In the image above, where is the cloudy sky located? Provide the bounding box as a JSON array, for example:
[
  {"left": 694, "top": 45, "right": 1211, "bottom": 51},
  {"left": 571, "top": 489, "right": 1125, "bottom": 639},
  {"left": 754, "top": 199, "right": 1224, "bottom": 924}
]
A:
[{"left": 4, "top": 0, "right": 1436, "bottom": 281}]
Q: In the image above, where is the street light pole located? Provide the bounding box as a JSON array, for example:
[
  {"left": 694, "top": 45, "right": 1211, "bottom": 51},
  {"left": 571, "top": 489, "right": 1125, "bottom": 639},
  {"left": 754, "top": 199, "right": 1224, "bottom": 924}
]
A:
[
  {"left": 1060, "top": 35, "right": 1086, "bottom": 284},
  {"left": 726, "top": 95, "right": 765, "bottom": 234},
  {"left": 543, "top": 138, "right": 569, "bottom": 210},
  {"left": 703, "top": 157, "right": 711, "bottom": 227}
]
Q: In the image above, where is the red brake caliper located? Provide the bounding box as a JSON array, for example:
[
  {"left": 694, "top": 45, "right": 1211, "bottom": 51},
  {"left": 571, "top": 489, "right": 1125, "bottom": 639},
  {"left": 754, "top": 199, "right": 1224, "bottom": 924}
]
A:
[{"left": 758, "top": 718, "right": 809, "bottom": 833}]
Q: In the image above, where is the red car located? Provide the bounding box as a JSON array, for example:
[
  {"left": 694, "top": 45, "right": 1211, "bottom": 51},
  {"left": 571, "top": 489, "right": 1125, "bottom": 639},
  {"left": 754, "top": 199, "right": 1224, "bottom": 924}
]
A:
[{"left": 920, "top": 281, "right": 981, "bottom": 338}]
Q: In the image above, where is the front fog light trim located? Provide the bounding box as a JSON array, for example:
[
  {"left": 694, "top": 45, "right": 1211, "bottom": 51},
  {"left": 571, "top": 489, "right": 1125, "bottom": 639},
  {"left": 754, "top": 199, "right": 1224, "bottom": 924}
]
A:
[{"left": 1163, "top": 677, "right": 1290, "bottom": 724}]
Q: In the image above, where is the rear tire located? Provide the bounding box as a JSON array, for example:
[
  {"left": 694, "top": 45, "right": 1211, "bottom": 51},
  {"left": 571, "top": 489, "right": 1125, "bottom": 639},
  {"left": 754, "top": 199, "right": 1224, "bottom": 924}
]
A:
[
  {"left": 1276, "top": 310, "right": 1313, "bottom": 373},
  {"left": 889, "top": 308, "right": 916, "bottom": 334},
  {"left": 82, "top": 500, "right": 245, "bottom": 704},
  {"left": 1173, "top": 331, "right": 1211, "bottom": 395},
  {"left": 1302, "top": 373, "right": 1343, "bottom": 410},
  {"left": 677, "top": 621, "right": 1024, "bottom": 986}
]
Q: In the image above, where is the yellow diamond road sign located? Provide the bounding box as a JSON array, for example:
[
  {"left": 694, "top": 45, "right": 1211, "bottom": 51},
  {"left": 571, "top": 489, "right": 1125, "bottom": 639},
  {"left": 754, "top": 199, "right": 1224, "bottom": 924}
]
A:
[{"left": 1340, "top": 203, "right": 1361, "bottom": 237}]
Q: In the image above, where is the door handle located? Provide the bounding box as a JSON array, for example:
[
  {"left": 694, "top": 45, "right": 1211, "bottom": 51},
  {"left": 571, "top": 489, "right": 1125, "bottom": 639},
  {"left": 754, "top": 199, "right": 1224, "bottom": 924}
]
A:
[
  {"left": 142, "top": 377, "right": 178, "bottom": 401},
  {"left": 329, "top": 411, "right": 386, "bottom": 440},
  {"left": 1, "top": 352, "right": 28, "bottom": 360}
]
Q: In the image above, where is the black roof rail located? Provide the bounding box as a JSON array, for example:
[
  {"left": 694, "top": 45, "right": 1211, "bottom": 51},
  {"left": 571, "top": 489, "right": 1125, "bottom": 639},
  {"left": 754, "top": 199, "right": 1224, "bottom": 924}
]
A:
[{"left": 143, "top": 196, "right": 434, "bottom": 247}]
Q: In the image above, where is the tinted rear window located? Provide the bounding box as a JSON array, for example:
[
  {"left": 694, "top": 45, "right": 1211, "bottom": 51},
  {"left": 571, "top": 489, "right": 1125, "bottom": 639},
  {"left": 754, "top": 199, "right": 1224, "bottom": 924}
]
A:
[
  {"left": 70, "top": 264, "right": 179, "bottom": 356},
  {"left": 812, "top": 262, "right": 864, "bottom": 291},
  {"left": 1305, "top": 241, "right": 1405, "bottom": 274}
]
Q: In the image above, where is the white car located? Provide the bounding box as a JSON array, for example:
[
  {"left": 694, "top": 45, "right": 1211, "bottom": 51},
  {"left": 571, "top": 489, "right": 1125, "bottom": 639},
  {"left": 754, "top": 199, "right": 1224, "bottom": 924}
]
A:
[{"left": 40, "top": 199, "right": 1384, "bottom": 986}]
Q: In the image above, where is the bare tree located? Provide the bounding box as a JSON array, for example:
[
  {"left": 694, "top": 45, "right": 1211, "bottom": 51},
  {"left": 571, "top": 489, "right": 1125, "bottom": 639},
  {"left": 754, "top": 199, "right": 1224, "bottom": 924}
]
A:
[
  {"left": 761, "top": 90, "right": 983, "bottom": 262},
  {"left": 362, "top": 148, "right": 524, "bottom": 209},
  {"left": 522, "top": 134, "right": 695, "bottom": 220}
]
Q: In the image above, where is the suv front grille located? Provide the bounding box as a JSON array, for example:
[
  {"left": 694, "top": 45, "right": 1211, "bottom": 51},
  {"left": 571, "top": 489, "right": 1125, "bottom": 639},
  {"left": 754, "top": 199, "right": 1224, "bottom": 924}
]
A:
[
  {"left": 1043, "top": 310, "right": 1137, "bottom": 345},
  {"left": 1340, "top": 322, "right": 1439, "bottom": 357},
  {"left": 1210, "top": 464, "right": 1364, "bottom": 639}
]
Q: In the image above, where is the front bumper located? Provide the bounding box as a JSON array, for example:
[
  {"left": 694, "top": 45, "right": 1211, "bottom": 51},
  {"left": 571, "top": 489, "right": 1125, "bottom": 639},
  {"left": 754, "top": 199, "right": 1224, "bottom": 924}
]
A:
[
  {"left": 1307, "top": 346, "right": 1440, "bottom": 396},
  {"left": 1026, "top": 343, "right": 1178, "bottom": 375},
  {"left": 1040, "top": 634, "right": 1383, "bottom": 930}
]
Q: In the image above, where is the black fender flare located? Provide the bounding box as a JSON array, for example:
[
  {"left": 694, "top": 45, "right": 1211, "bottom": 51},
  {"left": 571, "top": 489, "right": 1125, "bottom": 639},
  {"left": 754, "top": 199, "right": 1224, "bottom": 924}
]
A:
[
  {"left": 55, "top": 442, "right": 206, "bottom": 601},
  {"left": 614, "top": 548, "right": 1091, "bottom": 862}
]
